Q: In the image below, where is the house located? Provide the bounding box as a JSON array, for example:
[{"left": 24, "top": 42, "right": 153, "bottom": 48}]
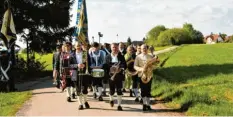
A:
[
  {"left": 204, "top": 34, "right": 224, "bottom": 44},
  {"left": 224, "top": 36, "right": 232, "bottom": 42}
]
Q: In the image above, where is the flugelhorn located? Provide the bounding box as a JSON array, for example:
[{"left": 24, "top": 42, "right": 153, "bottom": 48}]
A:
[{"left": 110, "top": 62, "right": 122, "bottom": 81}]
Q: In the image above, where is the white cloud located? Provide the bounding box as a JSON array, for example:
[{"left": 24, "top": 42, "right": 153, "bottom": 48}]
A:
[{"left": 70, "top": 0, "right": 233, "bottom": 44}]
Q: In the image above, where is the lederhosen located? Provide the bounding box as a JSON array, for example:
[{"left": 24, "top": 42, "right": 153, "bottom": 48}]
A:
[
  {"left": 106, "top": 53, "right": 127, "bottom": 95},
  {"left": 70, "top": 51, "right": 91, "bottom": 95}
]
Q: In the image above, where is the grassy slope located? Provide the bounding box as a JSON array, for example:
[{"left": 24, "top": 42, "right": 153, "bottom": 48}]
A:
[
  {"left": 153, "top": 43, "right": 233, "bottom": 116},
  {"left": 0, "top": 92, "right": 32, "bottom": 116}
]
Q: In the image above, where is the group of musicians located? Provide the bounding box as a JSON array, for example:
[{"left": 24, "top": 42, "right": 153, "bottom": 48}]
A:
[{"left": 52, "top": 41, "right": 158, "bottom": 111}]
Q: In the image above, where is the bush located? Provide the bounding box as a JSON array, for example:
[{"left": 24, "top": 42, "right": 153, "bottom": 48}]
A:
[
  {"left": 13, "top": 56, "right": 48, "bottom": 81},
  {"left": 156, "top": 28, "right": 191, "bottom": 46}
]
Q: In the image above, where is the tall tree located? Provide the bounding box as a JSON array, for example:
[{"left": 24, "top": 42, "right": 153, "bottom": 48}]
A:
[
  {"left": 183, "top": 23, "right": 203, "bottom": 44},
  {"left": 0, "top": 0, "right": 74, "bottom": 53},
  {"left": 127, "top": 36, "right": 132, "bottom": 46}
]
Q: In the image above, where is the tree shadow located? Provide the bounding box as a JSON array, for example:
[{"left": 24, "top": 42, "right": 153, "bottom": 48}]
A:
[{"left": 154, "top": 63, "right": 233, "bottom": 83}]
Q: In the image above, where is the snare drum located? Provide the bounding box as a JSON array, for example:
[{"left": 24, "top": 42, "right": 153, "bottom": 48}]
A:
[{"left": 91, "top": 69, "right": 105, "bottom": 78}]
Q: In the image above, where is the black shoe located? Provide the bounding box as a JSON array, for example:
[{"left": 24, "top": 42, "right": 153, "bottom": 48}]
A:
[
  {"left": 130, "top": 90, "right": 133, "bottom": 97},
  {"left": 117, "top": 106, "right": 123, "bottom": 111},
  {"left": 102, "top": 91, "right": 107, "bottom": 96},
  {"left": 122, "top": 89, "right": 126, "bottom": 92},
  {"left": 143, "top": 105, "right": 147, "bottom": 111},
  {"left": 110, "top": 101, "right": 114, "bottom": 107},
  {"left": 84, "top": 102, "right": 90, "bottom": 109},
  {"left": 147, "top": 105, "right": 152, "bottom": 110},
  {"left": 140, "top": 98, "right": 143, "bottom": 104},
  {"left": 67, "top": 97, "right": 71, "bottom": 102},
  {"left": 78, "top": 105, "right": 84, "bottom": 110},
  {"left": 135, "top": 97, "right": 139, "bottom": 102},
  {"left": 94, "top": 93, "right": 97, "bottom": 99},
  {"left": 98, "top": 96, "right": 103, "bottom": 101},
  {"left": 72, "top": 93, "right": 76, "bottom": 99}
]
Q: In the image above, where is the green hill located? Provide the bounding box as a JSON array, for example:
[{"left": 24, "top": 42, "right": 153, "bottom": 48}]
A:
[{"left": 153, "top": 43, "right": 233, "bottom": 116}]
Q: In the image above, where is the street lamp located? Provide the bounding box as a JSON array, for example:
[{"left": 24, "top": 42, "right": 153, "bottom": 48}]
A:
[
  {"left": 98, "top": 32, "right": 103, "bottom": 44},
  {"left": 92, "top": 36, "right": 94, "bottom": 44}
]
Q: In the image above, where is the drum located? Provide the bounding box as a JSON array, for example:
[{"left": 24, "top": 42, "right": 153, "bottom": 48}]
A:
[{"left": 91, "top": 69, "right": 104, "bottom": 78}]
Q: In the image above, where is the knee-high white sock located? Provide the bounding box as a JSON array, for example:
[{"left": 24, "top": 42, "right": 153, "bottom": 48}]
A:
[
  {"left": 83, "top": 94, "right": 87, "bottom": 103},
  {"left": 71, "top": 87, "right": 74, "bottom": 94},
  {"left": 66, "top": 87, "right": 71, "bottom": 97},
  {"left": 77, "top": 95, "right": 83, "bottom": 105},
  {"left": 98, "top": 87, "right": 103, "bottom": 97},
  {"left": 133, "top": 88, "right": 138, "bottom": 97},
  {"left": 103, "top": 84, "right": 107, "bottom": 92},
  {"left": 142, "top": 97, "right": 147, "bottom": 105},
  {"left": 146, "top": 97, "right": 150, "bottom": 106},
  {"left": 117, "top": 95, "right": 122, "bottom": 106},
  {"left": 93, "top": 86, "right": 97, "bottom": 94},
  {"left": 109, "top": 94, "right": 114, "bottom": 101}
]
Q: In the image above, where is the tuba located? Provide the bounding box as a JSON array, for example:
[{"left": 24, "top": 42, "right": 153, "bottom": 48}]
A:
[{"left": 141, "top": 56, "right": 160, "bottom": 84}]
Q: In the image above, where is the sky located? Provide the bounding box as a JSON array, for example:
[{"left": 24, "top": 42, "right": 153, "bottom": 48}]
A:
[
  {"left": 69, "top": 0, "right": 233, "bottom": 43},
  {"left": 16, "top": 0, "right": 233, "bottom": 47}
]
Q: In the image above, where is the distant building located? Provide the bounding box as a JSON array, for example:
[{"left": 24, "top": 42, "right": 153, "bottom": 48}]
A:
[{"left": 204, "top": 34, "right": 224, "bottom": 44}]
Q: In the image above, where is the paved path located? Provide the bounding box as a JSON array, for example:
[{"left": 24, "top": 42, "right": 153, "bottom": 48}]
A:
[
  {"left": 16, "top": 46, "right": 183, "bottom": 116},
  {"left": 154, "top": 46, "right": 179, "bottom": 55},
  {"left": 16, "top": 78, "right": 183, "bottom": 116}
]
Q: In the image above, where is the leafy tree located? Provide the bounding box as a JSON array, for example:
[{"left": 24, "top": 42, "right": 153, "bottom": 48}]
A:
[
  {"left": 183, "top": 23, "right": 204, "bottom": 43},
  {"left": 145, "top": 25, "right": 167, "bottom": 46},
  {"left": 156, "top": 28, "right": 191, "bottom": 46},
  {"left": 127, "top": 37, "right": 132, "bottom": 46}
]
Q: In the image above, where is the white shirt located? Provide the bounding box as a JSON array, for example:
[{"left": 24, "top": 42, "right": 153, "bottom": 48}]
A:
[
  {"left": 111, "top": 53, "right": 118, "bottom": 63},
  {"left": 76, "top": 52, "right": 83, "bottom": 64}
]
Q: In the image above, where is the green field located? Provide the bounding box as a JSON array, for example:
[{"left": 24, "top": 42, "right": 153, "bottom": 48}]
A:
[
  {"left": 0, "top": 92, "right": 32, "bottom": 116},
  {"left": 19, "top": 53, "right": 53, "bottom": 71},
  {"left": 153, "top": 43, "right": 233, "bottom": 116}
]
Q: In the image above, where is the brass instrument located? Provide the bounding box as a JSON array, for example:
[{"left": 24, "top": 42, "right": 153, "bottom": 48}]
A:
[
  {"left": 126, "top": 59, "right": 138, "bottom": 76},
  {"left": 81, "top": 49, "right": 90, "bottom": 75},
  {"left": 109, "top": 62, "right": 122, "bottom": 81},
  {"left": 141, "top": 56, "right": 159, "bottom": 84}
]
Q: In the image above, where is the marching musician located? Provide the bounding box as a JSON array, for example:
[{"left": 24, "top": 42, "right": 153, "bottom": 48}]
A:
[
  {"left": 59, "top": 42, "right": 76, "bottom": 102},
  {"left": 52, "top": 45, "right": 62, "bottom": 87},
  {"left": 70, "top": 42, "right": 91, "bottom": 110},
  {"left": 134, "top": 44, "right": 158, "bottom": 111},
  {"left": 136, "top": 45, "right": 141, "bottom": 56},
  {"left": 89, "top": 42, "right": 106, "bottom": 101},
  {"left": 124, "top": 46, "right": 136, "bottom": 97},
  {"left": 105, "top": 43, "right": 127, "bottom": 111},
  {"left": 101, "top": 43, "right": 111, "bottom": 96},
  {"left": 118, "top": 42, "right": 127, "bottom": 92}
]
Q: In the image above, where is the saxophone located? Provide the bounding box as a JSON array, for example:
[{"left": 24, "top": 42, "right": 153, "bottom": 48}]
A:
[{"left": 141, "top": 56, "right": 160, "bottom": 84}]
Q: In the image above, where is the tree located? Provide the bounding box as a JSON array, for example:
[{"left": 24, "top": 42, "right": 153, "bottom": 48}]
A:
[
  {"left": 0, "top": 0, "right": 74, "bottom": 53},
  {"left": 182, "top": 23, "right": 204, "bottom": 44},
  {"left": 145, "top": 25, "right": 167, "bottom": 46},
  {"left": 127, "top": 37, "right": 132, "bottom": 46},
  {"left": 156, "top": 28, "right": 191, "bottom": 46}
]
